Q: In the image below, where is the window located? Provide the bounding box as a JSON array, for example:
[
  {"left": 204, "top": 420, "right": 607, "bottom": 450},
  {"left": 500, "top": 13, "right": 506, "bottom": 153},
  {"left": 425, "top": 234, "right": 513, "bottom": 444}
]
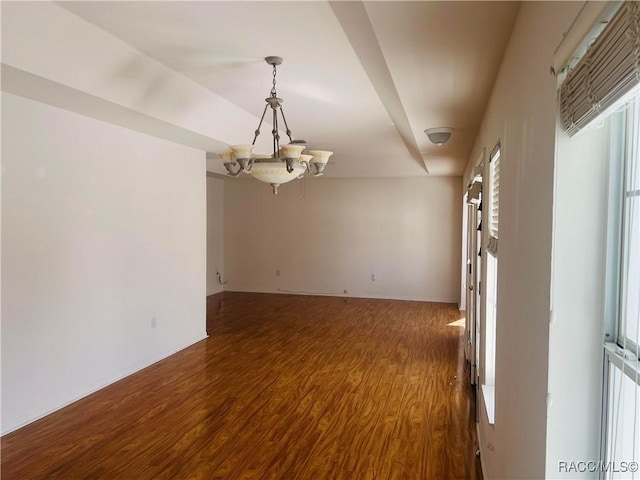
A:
[
  {"left": 482, "top": 143, "right": 500, "bottom": 425},
  {"left": 555, "top": 1, "right": 640, "bottom": 473},
  {"left": 619, "top": 96, "right": 640, "bottom": 352},
  {"left": 603, "top": 90, "right": 640, "bottom": 479}
]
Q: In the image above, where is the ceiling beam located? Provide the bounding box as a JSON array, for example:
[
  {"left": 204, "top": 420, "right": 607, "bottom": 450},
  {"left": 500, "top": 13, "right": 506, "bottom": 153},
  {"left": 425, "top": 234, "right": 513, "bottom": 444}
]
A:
[
  {"left": 3, "top": 65, "right": 228, "bottom": 161},
  {"left": 0, "top": 1, "right": 280, "bottom": 176},
  {"left": 329, "top": 0, "right": 428, "bottom": 174}
]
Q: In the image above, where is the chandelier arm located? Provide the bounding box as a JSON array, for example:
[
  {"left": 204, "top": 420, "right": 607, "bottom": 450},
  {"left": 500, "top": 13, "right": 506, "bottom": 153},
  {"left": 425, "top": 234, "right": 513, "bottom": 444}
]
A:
[
  {"left": 279, "top": 106, "right": 294, "bottom": 144},
  {"left": 243, "top": 159, "right": 254, "bottom": 174},
  {"left": 307, "top": 163, "right": 324, "bottom": 177},
  {"left": 285, "top": 158, "right": 301, "bottom": 174},
  {"left": 253, "top": 103, "right": 269, "bottom": 146},
  {"left": 223, "top": 162, "right": 243, "bottom": 177},
  {"left": 297, "top": 161, "right": 308, "bottom": 178}
]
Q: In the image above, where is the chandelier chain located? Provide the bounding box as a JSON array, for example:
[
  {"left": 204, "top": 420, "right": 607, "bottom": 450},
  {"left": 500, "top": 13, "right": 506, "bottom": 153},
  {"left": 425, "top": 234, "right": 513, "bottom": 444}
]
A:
[
  {"left": 272, "top": 102, "right": 279, "bottom": 154},
  {"left": 271, "top": 64, "right": 277, "bottom": 97}
]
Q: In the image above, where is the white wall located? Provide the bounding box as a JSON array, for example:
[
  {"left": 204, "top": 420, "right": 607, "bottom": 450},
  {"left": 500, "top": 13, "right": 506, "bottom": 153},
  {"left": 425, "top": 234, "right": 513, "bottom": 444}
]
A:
[
  {"left": 207, "top": 176, "right": 224, "bottom": 296},
  {"left": 1, "top": 93, "right": 207, "bottom": 434},
  {"left": 224, "top": 177, "right": 462, "bottom": 303},
  {"left": 462, "top": 2, "right": 584, "bottom": 478}
]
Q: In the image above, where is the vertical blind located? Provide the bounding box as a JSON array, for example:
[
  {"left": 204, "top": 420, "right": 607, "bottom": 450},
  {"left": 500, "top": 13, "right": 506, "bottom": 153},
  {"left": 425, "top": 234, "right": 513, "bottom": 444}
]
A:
[{"left": 559, "top": 1, "right": 640, "bottom": 136}]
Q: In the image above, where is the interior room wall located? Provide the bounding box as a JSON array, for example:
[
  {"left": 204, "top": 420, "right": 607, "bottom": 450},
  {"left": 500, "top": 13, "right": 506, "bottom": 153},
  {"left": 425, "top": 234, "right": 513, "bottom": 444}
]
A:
[
  {"left": 206, "top": 176, "right": 224, "bottom": 296},
  {"left": 223, "top": 176, "right": 462, "bottom": 303},
  {"left": 1, "top": 93, "right": 207, "bottom": 434},
  {"left": 462, "top": 2, "right": 584, "bottom": 478}
]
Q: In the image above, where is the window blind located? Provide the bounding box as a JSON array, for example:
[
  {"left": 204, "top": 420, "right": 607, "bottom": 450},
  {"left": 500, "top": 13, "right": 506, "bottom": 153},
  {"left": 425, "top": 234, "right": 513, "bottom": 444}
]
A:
[
  {"left": 559, "top": 1, "right": 640, "bottom": 137},
  {"left": 487, "top": 145, "right": 500, "bottom": 257}
]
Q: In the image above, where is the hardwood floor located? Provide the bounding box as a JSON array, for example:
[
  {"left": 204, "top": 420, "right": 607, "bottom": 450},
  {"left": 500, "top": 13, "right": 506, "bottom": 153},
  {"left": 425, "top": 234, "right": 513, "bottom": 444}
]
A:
[{"left": 1, "top": 292, "right": 482, "bottom": 479}]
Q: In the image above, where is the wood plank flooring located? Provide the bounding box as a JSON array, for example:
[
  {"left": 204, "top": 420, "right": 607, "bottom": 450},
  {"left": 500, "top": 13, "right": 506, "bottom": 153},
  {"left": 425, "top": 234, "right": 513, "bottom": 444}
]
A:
[{"left": 1, "top": 292, "right": 482, "bottom": 479}]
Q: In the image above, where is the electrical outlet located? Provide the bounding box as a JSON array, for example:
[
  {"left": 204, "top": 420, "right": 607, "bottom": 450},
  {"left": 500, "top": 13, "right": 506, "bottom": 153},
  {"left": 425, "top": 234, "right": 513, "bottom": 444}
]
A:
[
  {"left": 371, "top": 273, "right": 376, "bottom": 282},
  {"left": 343, "top": 289, "right": 348, "bottom": 294},
  {"left": 151, "top": 317, "right": 157, "bottom": 329}
]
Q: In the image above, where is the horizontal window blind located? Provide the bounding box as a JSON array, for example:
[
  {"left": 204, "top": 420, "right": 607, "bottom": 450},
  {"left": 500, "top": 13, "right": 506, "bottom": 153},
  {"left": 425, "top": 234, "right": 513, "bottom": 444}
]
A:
[
  {"left": 560, "top": 1, "right": 640, "bottom": 136},
  {"left": 487, "top": 145, "right": 500, "bottom": 257}
]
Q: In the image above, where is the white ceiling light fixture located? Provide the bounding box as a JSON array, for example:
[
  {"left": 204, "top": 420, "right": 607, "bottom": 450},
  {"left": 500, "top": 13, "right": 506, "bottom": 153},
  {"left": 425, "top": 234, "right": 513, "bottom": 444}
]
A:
[
  {"left": 218, "top": 56, "right": 333, "bottom": 194},
  {"left": 425, "top": 127, "right": 454, "bottom": 146}
]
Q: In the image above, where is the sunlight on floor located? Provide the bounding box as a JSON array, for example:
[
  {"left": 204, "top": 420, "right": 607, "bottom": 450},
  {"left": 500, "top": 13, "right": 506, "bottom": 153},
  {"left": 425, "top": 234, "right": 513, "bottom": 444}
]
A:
[{"left": 447, "top": 317, "right": 466, "bottom": 327}]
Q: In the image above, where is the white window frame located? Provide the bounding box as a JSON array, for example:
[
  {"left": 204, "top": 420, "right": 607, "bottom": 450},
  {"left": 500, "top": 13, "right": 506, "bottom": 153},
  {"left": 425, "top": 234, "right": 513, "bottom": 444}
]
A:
[
  {"left": 481, "top": 142, "right": 500, "bottom": 425},
  {"left": 601, "top": 91, "right": 640, "bottom": 479}
]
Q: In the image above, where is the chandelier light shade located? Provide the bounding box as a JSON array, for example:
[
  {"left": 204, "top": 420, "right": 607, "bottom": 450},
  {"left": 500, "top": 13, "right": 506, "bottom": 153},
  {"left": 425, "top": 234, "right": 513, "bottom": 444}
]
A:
[{"left": 218, "top": 56, "right": 334, "bottom": 194}]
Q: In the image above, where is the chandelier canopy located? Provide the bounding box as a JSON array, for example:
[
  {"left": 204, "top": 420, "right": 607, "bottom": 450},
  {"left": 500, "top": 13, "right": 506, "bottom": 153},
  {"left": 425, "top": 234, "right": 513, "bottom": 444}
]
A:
[{"left": 218, "top": 56, "right": 333, "bottom": 194}]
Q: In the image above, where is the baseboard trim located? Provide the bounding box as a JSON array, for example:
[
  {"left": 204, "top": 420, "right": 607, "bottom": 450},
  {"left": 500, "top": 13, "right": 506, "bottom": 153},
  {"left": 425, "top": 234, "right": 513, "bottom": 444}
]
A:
[
  {"left": 222, "top": 288, "right": 458, "bottom": 304},
  {"left": 477, "top": 423, "right": 490, "bottom": 480}
]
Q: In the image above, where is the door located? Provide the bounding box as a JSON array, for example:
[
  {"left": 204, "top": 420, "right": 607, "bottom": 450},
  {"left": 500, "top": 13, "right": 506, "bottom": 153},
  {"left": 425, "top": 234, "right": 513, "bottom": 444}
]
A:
[{"left": 465, "top": 203, "right": 480, "bottom": 385}]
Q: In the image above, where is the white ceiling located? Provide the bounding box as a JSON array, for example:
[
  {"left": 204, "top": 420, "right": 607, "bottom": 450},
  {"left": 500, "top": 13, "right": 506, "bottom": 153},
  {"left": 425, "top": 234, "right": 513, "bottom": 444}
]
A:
[{"left": 58, "top": 1, "right": 520, "bottom": 178}]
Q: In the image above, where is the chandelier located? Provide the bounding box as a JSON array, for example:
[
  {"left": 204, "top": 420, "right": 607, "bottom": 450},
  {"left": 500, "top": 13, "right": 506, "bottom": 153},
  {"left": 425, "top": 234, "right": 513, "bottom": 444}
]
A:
[{"left": 218, "top": 56, "right": 333, "bottom": 194}]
